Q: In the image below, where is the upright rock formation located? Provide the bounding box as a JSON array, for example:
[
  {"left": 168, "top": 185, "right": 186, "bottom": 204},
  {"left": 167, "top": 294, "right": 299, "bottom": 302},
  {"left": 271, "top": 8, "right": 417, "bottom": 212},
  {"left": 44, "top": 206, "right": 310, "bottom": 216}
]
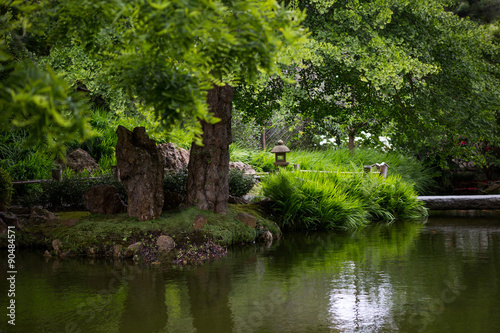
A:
[{"left": 116, "top": 126, "right": 164, "bottom": 221}]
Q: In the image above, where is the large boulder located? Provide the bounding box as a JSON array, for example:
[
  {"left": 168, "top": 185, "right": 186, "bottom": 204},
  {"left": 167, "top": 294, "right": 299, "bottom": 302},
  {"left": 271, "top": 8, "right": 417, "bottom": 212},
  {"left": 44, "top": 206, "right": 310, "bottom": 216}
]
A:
[
  {"left": 116, "top": 126, "right": 164, "bottom": 221},
  {"left": 229, "top": 161, "right": 256, "bottom": 175},
  {"left": 65, "top": 148, "right": 99, "bottom": 173},
  {"left": 157, "top": 142, "right": 190, "bottom": 170},
  {"left": 84, "top": 185, "right": 127, "bottom": 215}
]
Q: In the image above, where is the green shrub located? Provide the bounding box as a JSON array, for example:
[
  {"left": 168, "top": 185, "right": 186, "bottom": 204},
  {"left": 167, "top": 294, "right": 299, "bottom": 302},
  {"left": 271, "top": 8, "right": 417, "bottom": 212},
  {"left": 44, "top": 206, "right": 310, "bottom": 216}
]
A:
[
  {"left": 0, "top": 167, "right": 13, "bottom": 211},
  {"left": 163, "top": 168, "right": 255, "bottom": 198},
  {"left": 229, "top": 169, "right": 255, "bottom": 197},
  {"left": 23, "top": 172, "right": 127, "bottom": 210},
  {"left": 163, "top": 168, "right": 188, "bottom": 195}
]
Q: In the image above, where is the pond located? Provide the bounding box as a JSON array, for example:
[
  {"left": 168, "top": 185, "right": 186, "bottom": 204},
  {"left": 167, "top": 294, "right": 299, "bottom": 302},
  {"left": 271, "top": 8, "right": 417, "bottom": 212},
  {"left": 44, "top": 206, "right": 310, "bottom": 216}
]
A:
[{"left": 1, "top": 214, "right": 500, "bottom": 333}]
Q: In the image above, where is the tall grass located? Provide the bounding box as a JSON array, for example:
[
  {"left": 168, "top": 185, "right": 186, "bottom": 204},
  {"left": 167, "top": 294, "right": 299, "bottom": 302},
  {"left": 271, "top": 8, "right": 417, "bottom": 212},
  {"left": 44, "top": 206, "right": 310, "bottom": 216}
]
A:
[
  {"left": 230, "top": 144, "right": 435, "bottom": 194},
  {"left": 0, "top": 130, "right": 55, "bottom": 181},
  {"left": 261, "top": 170, "right": 427, "bottom": 230}
]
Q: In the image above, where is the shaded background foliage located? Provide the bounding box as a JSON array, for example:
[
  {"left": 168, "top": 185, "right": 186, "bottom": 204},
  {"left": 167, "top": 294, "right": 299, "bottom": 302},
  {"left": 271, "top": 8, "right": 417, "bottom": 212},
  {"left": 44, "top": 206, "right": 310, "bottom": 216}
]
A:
[{"left": 2, "top": 0, "right": 500, "bottom": 205}]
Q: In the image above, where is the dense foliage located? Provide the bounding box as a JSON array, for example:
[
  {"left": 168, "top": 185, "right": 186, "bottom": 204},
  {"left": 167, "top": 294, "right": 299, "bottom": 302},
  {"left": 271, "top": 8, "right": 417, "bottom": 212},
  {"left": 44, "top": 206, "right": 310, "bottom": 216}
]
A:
[
  {"left": 24, "top": 173, "right": 127, "bottom": 210},
  {"left": 0, "top": 0, "right": 306, "bottom": 150},
  {"left": 453, "top": 0, "right": 500, "bottom": 22},
  {"left": 0, "top": 167, "right": 13, "bottom": 211},
  {"left": 235, "top": 0, "right": 500, "bottom": 176},
  {"left": 228, "top": 169, "right": 256, "bottom": 198}
]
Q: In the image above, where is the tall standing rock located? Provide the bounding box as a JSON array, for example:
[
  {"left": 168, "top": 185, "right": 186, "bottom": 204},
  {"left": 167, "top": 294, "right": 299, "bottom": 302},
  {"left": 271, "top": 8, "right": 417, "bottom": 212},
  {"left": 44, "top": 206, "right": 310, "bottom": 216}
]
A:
[
  {"left": 186, "top": 85, "right": 233, "bottom": 214},
  {"left": 116, "top": 126, "right": 164, "bottom": 221}
]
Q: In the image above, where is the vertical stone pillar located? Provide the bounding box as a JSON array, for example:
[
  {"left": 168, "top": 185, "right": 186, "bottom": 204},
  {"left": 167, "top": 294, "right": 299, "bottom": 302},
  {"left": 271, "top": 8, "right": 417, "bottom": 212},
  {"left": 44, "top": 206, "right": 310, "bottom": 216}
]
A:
[{"left": 116, "top": 126, "right": 164, "bottom": 221}]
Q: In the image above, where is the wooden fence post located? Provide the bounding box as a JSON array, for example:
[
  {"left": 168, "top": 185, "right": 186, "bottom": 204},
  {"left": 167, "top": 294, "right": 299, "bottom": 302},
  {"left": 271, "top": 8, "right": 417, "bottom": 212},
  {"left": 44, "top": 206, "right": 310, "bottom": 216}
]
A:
[{"left": 52, "top": 169, "right": 62, "bottom": 181}]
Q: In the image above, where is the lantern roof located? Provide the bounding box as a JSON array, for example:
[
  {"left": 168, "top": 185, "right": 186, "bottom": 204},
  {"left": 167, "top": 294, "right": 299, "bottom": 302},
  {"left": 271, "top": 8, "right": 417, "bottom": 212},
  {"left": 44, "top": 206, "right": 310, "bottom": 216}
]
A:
[{"left": 271, "top": 140, "right": 290, "bottom": 153}]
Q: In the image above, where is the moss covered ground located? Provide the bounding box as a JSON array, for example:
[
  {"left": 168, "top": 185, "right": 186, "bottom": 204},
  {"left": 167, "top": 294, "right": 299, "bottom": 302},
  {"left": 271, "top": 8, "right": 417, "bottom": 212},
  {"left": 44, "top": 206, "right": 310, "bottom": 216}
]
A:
[{"left": 1, "top": 204, "right": 280, "bottom": 266}]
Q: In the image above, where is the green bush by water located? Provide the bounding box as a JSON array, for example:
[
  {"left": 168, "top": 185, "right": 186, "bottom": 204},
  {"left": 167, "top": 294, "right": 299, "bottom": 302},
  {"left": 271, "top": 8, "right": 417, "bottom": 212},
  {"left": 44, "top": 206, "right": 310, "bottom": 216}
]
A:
[{"left": 261, "top": 170, "right": 427, "bottom": 230}]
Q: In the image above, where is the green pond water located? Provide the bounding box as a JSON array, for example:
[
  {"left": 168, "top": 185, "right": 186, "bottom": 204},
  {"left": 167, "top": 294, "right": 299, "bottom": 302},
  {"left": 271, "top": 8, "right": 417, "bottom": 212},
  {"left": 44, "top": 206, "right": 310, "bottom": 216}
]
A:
[{"left": 1, "top": 214, "right": 500, "bottom": 333}]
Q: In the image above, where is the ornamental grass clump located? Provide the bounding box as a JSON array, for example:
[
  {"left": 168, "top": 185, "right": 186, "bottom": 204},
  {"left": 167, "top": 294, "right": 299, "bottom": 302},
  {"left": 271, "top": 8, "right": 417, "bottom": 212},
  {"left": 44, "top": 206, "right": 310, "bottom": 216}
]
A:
[
  {"left": 261, "top": 171, "right": 368, "bottom": 230},
  {"left": 261, "top": 170, "right": 427, "bottom": 230}
]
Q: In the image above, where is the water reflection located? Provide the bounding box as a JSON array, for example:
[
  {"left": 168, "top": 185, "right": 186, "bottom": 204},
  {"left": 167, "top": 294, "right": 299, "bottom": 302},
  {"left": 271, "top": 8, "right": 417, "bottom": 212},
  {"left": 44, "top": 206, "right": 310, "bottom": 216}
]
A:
[
  {"left": 1, "top": 217, "right": 500, "bottom": 333},
  {"left": 328, "top": 262, "right": 397, "bottom": 332}
]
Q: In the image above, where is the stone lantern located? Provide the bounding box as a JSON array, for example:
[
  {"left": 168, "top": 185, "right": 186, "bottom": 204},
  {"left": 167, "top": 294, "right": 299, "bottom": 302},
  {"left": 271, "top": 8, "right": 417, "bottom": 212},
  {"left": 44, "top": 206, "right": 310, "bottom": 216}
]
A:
[{"left": 271, "top": 140, "right": 290, "bottom": 167}]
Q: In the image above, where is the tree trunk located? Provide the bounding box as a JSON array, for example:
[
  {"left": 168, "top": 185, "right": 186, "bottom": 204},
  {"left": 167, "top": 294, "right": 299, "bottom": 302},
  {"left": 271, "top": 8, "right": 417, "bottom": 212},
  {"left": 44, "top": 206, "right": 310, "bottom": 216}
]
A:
[
  {"left": 348, "top": 130, "right": 355, "bottom": 152},
  {"left": 186, "top": 85, "right": 233, "bottom": 214}
]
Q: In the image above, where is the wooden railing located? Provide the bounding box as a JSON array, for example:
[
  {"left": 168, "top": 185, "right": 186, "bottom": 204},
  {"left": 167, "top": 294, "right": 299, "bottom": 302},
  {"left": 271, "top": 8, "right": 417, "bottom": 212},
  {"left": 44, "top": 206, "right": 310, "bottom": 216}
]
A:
[
  {"left": 12, "top": 167, "right": 119, "bottom": 185},
  {"left": 248, "top": 162, "right": 390, "bottom": 180}
]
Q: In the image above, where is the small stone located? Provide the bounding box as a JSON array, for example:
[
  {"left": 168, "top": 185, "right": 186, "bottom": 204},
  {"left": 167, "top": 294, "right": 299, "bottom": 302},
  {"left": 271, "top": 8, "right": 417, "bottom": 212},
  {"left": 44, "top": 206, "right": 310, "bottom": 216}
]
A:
[
  {"left": 228, "top": 196, "right": 249, "bottom": 204},
  {"left": 0, "top": 219, "right": 6, "bottom": 235},
  {"left": 113, "top": 244, "right": 122, "bottom": 258},
  {"left": 260, "top": 230, "right": 273, "bottom": 243},
  {"left": 236, "top": 212, "right": 257, "bottom": 228},
  {"left": 30, "top": 207, "right": 56, "bottom": 225},
  {"left": 156, "top": 235, "right": 176, "bottom": 253},
  {"left": 125, "top": 242, "right": 143, "bottom": 258},
  {"left": 89, "top": 247, "right": 96, "bottom": 256},
  {"left": 52, "top": 239, "right": 63, "bottom": 255},
  {"left": 193, "top": 214, "right": 207, "bottom": 230},
  {"left": 43, "top": 250, "right": 52, "bottom": 258}
]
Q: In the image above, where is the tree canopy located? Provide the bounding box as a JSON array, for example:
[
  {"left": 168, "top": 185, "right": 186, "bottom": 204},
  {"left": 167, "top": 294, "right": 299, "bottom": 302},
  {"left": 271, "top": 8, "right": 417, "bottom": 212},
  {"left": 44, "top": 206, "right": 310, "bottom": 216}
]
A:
[
  {"left": 235, "top": 0, "right": 500, "bottom": 167},
  {"left": 1, "top": 0, "right": 306, "bottom": 153}
]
